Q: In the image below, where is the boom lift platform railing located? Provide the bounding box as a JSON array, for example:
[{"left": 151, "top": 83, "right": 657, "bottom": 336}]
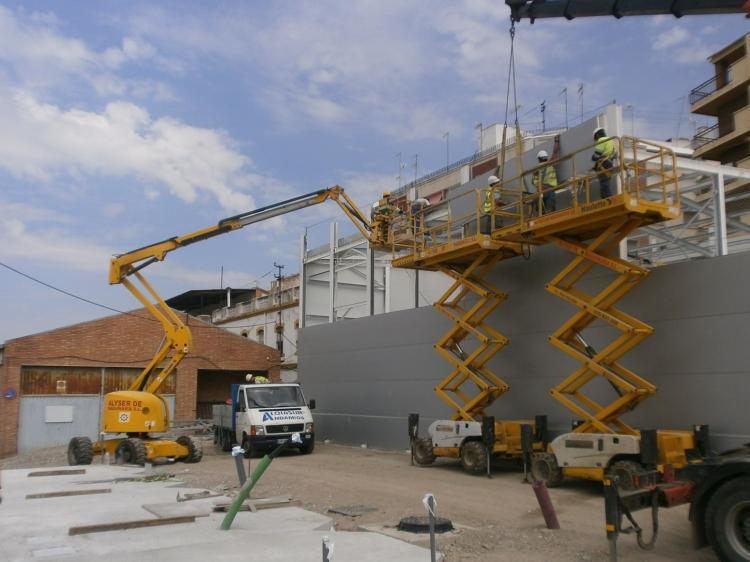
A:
[{"left": 391, "top": 137, "right": 695, "bottom": 481}]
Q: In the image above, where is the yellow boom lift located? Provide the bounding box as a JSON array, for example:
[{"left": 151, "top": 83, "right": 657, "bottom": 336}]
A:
[{"left": 68, "top": 186, "right": 386, "bottom": 465}]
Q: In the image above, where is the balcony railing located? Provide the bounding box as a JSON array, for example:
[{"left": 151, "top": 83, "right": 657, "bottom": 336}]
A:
[
  {"left": 690, "top": 75, "right": 719, "bottom": 105},
  {"left": 691, "top": 123, "right": 721, "bottom": 150},
  {"left": 212, "top": 288, "right": 299, "bottom": 323}
]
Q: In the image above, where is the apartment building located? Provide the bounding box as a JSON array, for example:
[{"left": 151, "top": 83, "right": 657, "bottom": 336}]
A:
[{"left": 690, "top": 32, "right": 750, "bottom": 170}]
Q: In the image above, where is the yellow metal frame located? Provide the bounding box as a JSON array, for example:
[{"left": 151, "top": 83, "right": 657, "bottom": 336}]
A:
[
  {"left": 384, "top": 137, "right": 683, "bottom": 441},
  {"left": 433, "top": 251, "right": 510, "bottom": 421},
  {"left": 546, "top": 217, "right": 655, "bottom": 435}
]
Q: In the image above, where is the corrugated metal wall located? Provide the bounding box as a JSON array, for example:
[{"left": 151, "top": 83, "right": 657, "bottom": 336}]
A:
[{"left": 298, "top": 248, "right": 750, "bottom": 452}]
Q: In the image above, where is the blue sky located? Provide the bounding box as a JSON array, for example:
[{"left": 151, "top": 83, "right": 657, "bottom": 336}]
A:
[{"left": 0, "top": 2, "right": 746, "bottom": 342}]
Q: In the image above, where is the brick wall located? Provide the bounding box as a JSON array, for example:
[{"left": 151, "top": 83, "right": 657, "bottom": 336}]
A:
[{"left": 0, "top": 309, "right": 280, "bottom": 457}]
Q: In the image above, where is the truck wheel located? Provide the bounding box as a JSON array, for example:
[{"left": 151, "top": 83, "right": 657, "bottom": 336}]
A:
[
  {"left": 412, "top": 437, "right": 436, "bottom": 466},
  {"left": 460, "top": 441, "right": 488, "bottom": 475},
  {"left": 531, "top": 452, "right": 564, "bottom": 487},
  {"left": 705, "top": 477, "right": 750, "bottom": 562},
  {"left": 213, "top": 426, "right": 219, "bottom": 445},
  {"left": 299, "top": 437, "right": 315, "bottom": 455},
  {"left": 221, "top": 429, "right": 232, "bottom": 452},
  {"left": 241, "top": 436, "right": 256, "bottom": 459},
  {"left": 67, "top": 436, "right": 93, "bottom": 465},
  {"left": 115, "top": 438, "right": 147, "bottom": 465},
  {"left": 176, "top": 436, "right": 203, "bottom": 463}
]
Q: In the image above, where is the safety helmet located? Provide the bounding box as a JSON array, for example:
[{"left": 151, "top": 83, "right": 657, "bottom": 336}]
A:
[
  {"left": 383, "top": 191, "right": 390, "bottom": 197},
  {"left": 593, "top": 127, "right": 606, "bottom": 138},
  {"left": 537, "top": 150, "right": 549, "bottom": 160},
  {"left": 488, "top": 175, "right": 500, "bottom": 186}
]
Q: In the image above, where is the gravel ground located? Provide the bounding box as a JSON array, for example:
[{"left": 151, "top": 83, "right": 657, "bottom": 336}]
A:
[{"left": 0, "top": 439, "right": 718, "bottom": 562}]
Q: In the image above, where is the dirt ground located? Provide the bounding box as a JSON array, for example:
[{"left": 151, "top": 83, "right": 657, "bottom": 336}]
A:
[{"left": 1, "top": 439, "right": 718, "bottom": 562}]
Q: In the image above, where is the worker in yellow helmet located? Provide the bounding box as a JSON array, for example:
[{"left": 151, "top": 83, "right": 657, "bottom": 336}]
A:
[{"left": 592, "top": 127, "right": 616, "bottom": 199}]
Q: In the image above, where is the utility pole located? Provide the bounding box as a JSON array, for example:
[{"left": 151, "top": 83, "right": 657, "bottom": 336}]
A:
[
  {"left": 443, "top": 131, "right": 450, "bottom": 168},
  {"left": 396, "top": 152, "right": 403, "bottom": 189},
  {"left": 540, "top": 100, "right": 546, "bottom": 132},
  {"left": 273, "top": 262, "right": 285, "bottom": 357},
  {"left": 219, "top": 266, "right": 224, "bottom": 289},
  {"left": 580, "top": 84, "right": 585, "bottom": 122}
]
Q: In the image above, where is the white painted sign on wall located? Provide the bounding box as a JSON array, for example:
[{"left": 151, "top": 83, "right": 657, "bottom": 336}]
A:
[{"left": 44, "top": 405, "right": 74, "bottom": 423}]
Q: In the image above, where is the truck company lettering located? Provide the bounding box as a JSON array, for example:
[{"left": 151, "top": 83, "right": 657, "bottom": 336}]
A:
[{"left": 262, "top": 410, "right": 304, "bottom": 422}]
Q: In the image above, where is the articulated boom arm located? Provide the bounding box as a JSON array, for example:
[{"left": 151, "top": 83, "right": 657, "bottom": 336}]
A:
[
  {"left": 110, "top": 185, "right": 375, "bottom": 395},
  {"left": 506, "top": 0, "right": 748, "bottom": 21}
]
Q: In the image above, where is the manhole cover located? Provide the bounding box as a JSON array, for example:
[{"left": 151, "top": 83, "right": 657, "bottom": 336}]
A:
[{"left": 397, "top": 515, "right": 454, "bottom": 534}]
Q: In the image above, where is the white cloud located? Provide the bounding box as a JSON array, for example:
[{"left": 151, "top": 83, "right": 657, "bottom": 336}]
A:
[
  {"left": 0, "top": 6, "right": 173, "bottom": 99},
  {"left": 103, "top": 203, "right": 126, "bottom": 218},
  {"left": 652, "top": 27, "right": 689, "bottom": 50},
  {"left": 0, "top": 89, "right": 270, "bottom": 211}
]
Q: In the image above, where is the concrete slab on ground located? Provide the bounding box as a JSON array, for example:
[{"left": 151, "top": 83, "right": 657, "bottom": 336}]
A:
[{"left": 0, "top": 465, "right": 438, "bottom": 562}]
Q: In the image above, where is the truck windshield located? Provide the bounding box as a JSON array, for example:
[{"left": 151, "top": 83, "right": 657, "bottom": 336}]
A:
[{"left": 245, "top": 386, "right": 305, "bottom": 408}]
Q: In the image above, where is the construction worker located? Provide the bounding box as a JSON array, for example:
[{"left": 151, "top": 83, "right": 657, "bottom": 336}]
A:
[
  {"left": 592, "top": 127, "right": 616, "bottom": 199},
  {"left": 411, "top": 197, "right": 430, "bottom": 233},
  {"left": 372, "top": 191, "right": 400, "bottom": 220},
  {"left": 480, "top": 175, "right": 503, "bottom": 234},
  {"left": 532, "top": 149, "right": 558, "bottom": 214}
]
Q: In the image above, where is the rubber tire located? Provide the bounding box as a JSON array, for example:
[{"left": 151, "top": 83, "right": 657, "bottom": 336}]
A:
[
  {"left": 530, "top": 452, "right": 564, "bottom": 488},
  {"left": 704, "top": 477, "right": 750, "bottom": 562},
  {"left": 299, "top": 437, "right": 315, "bottom": 455},
  {"left": 412, "top": 437, "right": 436, "bottom": 466},
  {"left": 241, "top": 435, "right": 254, "bottom": 459},
  {"left": 606, "top": 460, "right": 643, "bottom": 492},
  {"left": 115, "top": 438, "right": 147, "bottom": 465},
  {"left": 176, "top": 435, "right": 203, "bottom": 463},
  {"left": 460, "top": 441, "right": 488, "bottom": 475},
  {"left": 221, "top": 429, "right": 232, "bottom": 452},
  {"left": 67, "top": 436, "right": 93, "bottom": 465}
]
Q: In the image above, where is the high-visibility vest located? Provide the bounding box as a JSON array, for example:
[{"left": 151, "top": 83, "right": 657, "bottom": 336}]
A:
[
  {"left": 594, "top": 136, "right": 616, "bottom": 160},
  {"left": 534, "top": 166, "right": 557, "bottom": 189},
  {"left": 481, "top": 189, "right": 493, "bottom": 214}
]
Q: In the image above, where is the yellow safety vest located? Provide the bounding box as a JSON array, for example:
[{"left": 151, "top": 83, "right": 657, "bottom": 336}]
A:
[
  {"left": 481, "top": 189, "right": 493, "bottom": 214},
  {"left": 594, "top": 136, "right": 616, "bottom": 160},
  {"left": 534, "top": 166, "right": 557, "bottom": 189}
]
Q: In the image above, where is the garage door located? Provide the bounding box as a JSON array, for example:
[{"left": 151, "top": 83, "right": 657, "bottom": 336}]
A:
[{"left": 18, "top": 366, "right": 175, "bottom": 452}]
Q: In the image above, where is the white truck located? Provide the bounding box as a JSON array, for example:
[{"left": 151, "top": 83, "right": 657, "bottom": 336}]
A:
[{"left": 212, "top": 383, "right": 315, "bottom": 457}]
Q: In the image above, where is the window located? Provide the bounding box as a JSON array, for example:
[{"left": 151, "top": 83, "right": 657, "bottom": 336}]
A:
[
  {"left": 240, "top": 329, "right": 249, "bottom": 338},
  {"left": 256, "top": 327, "right": 264, "bottom": 343}
]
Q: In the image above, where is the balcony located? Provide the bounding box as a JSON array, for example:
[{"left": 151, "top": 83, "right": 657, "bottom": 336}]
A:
[
  {"left": 212, "top": 288, "right": 300, "bottom": 324},
  {"left": 691, "top": 123, "right": 721, "bottom": 150},
  {"left": 690, "top": 76, "right": 719, "bottom": 105},
  {"left": 692, "top": 106, "right": 750, "bottom": 161},
  {"left": 691, "top": 58, "right": 750, "bottom": 116}
]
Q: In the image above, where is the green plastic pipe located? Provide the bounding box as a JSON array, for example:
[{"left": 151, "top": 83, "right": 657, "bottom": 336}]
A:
[{"left": 221, "top": 434, "right": 299, "bottom": 530}]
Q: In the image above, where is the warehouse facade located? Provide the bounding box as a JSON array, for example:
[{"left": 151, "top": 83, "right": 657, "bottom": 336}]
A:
[{"left": 0, "top": 309, "right": 280, "bottom": 457}]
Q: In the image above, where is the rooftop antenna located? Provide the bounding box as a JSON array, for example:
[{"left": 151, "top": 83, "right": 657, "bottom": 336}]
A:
[
  {"left": 578, "top": 82, "right": 584, "bottom": 123},
  {"left": 560, "top": 87, "right": 568, "bottom": 129},
  {"left": 443, "top": 131, "right": 450, "bottom": 167},
  {"left": 540, "top": 100, "right": 546, "bottom": 132}
]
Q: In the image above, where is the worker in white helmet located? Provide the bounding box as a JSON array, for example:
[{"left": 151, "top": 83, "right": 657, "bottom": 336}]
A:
[
  {"left": 480, "top": 174, "right": 504, "bottom": 234},
  {"left": 592, "top": 127, "right": 616, "bottom": 199},
  {"left": 530, "top": 135, "right": 560, "bottom": 215}
]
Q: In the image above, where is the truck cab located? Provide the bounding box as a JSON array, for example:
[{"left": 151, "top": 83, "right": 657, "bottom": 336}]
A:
[{"left": 213, "top": 383, "right": 315, "bottom": 456}]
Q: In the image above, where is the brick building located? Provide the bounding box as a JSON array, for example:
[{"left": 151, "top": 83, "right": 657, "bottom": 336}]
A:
[{"left": 0, "top": 309, "right": 280, "bottom": 457}]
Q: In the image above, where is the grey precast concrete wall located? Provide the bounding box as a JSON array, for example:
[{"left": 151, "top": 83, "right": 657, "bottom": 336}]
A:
[{"left": 298, "top": 247, "right": 750, "bottom": 452}]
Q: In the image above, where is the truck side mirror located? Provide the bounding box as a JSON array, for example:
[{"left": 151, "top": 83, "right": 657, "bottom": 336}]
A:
[{"left": 308, "top": 399, "right": 316, "bottom": 410}]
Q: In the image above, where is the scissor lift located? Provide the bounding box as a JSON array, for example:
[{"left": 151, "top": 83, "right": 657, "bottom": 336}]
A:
[{"left": 390, "top": 136, "right": 698, "bottom": 483}]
